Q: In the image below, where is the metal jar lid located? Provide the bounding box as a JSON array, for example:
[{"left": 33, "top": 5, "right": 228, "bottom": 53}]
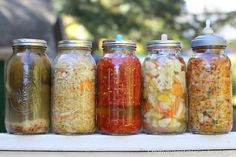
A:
[
  {"left": 102, "top": 34, "right": 136, "bottom": 49},
  {"left": 191, "top": 20, "right": 226, "bottom": 48},
  {"left": 147, "top": 34, "right": 181, "bottom": 50},
  {"left": 58, "top": 40, "right": 92, "bottom": 49},
  {"left": 13, "top": 38, "right": 47, "bottom": 47}
]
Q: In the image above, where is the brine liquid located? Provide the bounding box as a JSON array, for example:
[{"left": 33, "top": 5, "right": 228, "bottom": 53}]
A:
[
  {"left": 5, "top": 50, "right": 50, "bottom": 134},
  {"left": 97, "top": 105, "right": 141, "bottom": 134},
  {"left": 97, "top": 53, "right": 141, "bottom": 134}
]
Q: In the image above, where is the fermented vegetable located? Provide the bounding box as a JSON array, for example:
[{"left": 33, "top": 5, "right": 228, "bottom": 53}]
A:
[
  {"left": 187, "top": 53, "right": 233, "bottom": 133},
  {"left": 188, "top": 20, "right": 233, "bottom": 134},
  {"left": 52, "top": 40, "right": 96, "bottom": 134},
  {"left": 143, "top": 55, "right": 187, "bottom": 134},
  {"left": 97, "top": 35, "right": 142, "bottom": 135},
  {"left": 5, "top": 39, "right": 50, "bottom": 134},
  {"left": 143, "top": 35, "right": 187, "bottom": 134}
]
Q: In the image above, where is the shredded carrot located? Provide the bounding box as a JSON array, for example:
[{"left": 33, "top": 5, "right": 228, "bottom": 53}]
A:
[
  {"left": 171, "top": 81, "right": 183, "bottom": 96},
  {"left": 55, "top": 113, "right": 71, "bottom": 121},
  {"left": 156, "top": 101, "right": 172, "bottom": 117},
  {"left": 80, "top": 80, "right": 93, "bottom": 90},
  {"left": 156, "top": 102, "right": 161, "bottom": 112},
  {"left": 151, "top": 60, "right": 158, "bottom": 66},
  {"left": 144, "top": 100, "right": 153, "bottom": 112},
  {"left": 163, "top": 108, "right": 173, "bottom": 117},
  {"left": 55, "top": 67, "right": 65, "bottom": 73}
]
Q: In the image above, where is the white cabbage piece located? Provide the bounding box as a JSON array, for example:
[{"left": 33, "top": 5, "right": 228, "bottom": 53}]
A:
[
  {"left": 143, "top": 57, "right": 183, "bottom": 92},
  {"left": 158, "top": 118, "right": 172, "bottom": 128}
]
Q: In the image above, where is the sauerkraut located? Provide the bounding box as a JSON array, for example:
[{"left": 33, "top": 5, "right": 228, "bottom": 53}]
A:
[{"left": 52, "top": 51, "right": 96, "bottom": 134}]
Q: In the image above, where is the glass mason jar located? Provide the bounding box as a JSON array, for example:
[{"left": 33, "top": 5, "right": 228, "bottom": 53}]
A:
[
  {"left": 51, "top": 40, "right": 96, "bottom": 134},
  {"left": 187, "top": 21, "right": 233, "bottom": 134},
  {"left": 142, "top": 34, "right": 187, "bottom": 134},
  {"left": 97, "top": 35, "right": 142, "bottom": 135},
  {"left": 5, "top": 39, "right": 51, "bottom": 134}
]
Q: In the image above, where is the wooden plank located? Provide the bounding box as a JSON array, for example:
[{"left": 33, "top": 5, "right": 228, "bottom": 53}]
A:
[
  {"left": 0, "top": 150, "right": 236, "bottom": 157},
  {"left": 0, "top": 133, "right": 236, "bottom": 152}
]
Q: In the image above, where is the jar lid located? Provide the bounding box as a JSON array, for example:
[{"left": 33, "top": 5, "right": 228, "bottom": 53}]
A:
[
  {"left": 58, "top": 40, "right": 92, "bottom": 49},
  {"left": 13, "top": 38, "right": 47, "bottom": 47},
  {"left": 191, "top": 20, "right": 226, "bottom": 48},
  {"left": 147, "top": 34, "right": 181, "bottom": 50},
  {"left": 102, "top": 34, "right": 136, "bottom": 48}
]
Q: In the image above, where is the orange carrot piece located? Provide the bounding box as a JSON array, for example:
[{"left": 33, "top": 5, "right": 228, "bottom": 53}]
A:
[
  {"left": 144, "top": 100, "right": 153, "bottom": 112},
  {"left": 156, "top": 102, "right": 161, "bottom": 112},
  {"left": 55, "top": 67, "right": 65, "bottom": 73},
  {"left": 171, "top": 82, "right": 184, "bottom": 96},
  {"left": 163, "top": 108, "right": 173, "bottom": 117},
  {"left": 151, "top": 60, "right": 158, "bottom": 66},
  {"left": 80, "top": 80, "right": 93, "bottom": 90}
]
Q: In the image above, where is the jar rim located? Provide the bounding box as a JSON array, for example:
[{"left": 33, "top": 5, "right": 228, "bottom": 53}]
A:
[
  {"left": 192, "top": 45, "right": 226, "bottom": 50},
  {"left": 102, "top": 40, "right": 136, "bottom": 49},
  {"left": 13, "top": 38, "right": 47, "bottom": 47},
  {"left": 58, "top": 40, "right": 92, "bottom": 49},
  {"left": 147, "top": 40, "right": 181, "bottom": 50}
]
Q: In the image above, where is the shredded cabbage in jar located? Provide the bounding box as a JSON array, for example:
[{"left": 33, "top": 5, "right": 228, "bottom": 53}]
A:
[{"left": 52, "top": 52, "right": 96, "bottom": 134}]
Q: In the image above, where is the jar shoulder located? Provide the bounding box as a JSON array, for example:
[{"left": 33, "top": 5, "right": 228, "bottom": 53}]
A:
[
  {"left": 143, "top": 53, "right": 186, "bottom": 67},
  {"left": 188, "top": 53, "right": 231, "bottom": 66},
  {"left": 53, "top": 51, "right": 96, "bottom": 67},
  {"left": 98, "top": 53, "right": 141, "bottom": 68},
  {"left": 7, "top": 51, "right": 50, "bottom": 68}
]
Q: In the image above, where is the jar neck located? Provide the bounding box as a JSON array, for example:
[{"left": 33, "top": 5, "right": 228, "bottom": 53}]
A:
[
  {"left": 192, "top": 46, "right": 225, "bottom": 54},
  {"left": 148, "top": 48, "right": 180, "bottom": 55},
  {"left": 103, "top": 46, "right": 135, "bottom": 55},
  {"left": 13, "top": 45, "right": 46, "bottom": 54},
  {"left": 58, "top": 47, "right": 91, "bottom": 54}
]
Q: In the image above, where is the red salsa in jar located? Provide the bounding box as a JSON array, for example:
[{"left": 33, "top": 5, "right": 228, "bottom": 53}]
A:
[{"left": 97, "top": 35, "right": 141, "bottom": 135}]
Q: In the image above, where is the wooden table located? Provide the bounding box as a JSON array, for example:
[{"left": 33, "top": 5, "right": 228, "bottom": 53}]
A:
[{"left": 0, "top": 133, "right": 236, "bottom": 157}]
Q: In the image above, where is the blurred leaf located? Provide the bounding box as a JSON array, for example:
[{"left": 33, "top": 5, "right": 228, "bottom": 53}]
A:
[
  {"left": 53, "top": 0, "right": 187, "bottom": 51},
  {"left": 53, "top": 0, "right": 236, "bottom": 52}
]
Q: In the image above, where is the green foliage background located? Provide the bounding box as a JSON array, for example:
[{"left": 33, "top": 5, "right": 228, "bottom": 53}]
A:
[
  {"left": 53, "top": 0, "right": 236, "bottom": 103},
  {"left": 53, "top": 0, "right": 236, "bottom": 50},
  {"left": 55, "top": 0, "right": 186, "bottom": 45}
]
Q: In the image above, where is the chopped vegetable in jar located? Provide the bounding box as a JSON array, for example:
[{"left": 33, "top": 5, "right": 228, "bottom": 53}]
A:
[
  {"left": 143, "top": 55, "right": 187, "bottom": 134},
  {"left": 188, "top": 20, "right": 233, "bottom": 134},
  {"left": 52, "top": 41, "right": 96, "bottom": 134},
  {"left": 187, "top": 54, "right": 233, "bottom": 133}
]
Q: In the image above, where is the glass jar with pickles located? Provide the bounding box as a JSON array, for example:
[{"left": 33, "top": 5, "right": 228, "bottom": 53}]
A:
[
  {"left": 97, "top": 35, "right": 142, "bottom": 135},
  {"left": 5, "top": 39, "right": 51, "bottom": 134},
  {"left": 142, "top": 34, "right": 187, "bottom": 134},
  {"left": 51, "top": 40, "right": 96, "bottom": 134},
  {"left": 187, "top": 21, "right": 233, "bottom": 134}
]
